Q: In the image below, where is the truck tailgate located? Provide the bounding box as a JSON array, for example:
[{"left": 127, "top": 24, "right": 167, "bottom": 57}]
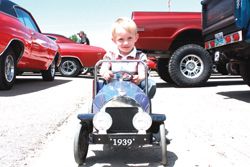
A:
[{"left": 202, "top": 0, "right": 237, "bottom": 40}]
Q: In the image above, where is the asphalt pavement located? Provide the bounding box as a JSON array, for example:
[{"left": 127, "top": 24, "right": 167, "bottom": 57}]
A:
[{"left": 1, "top": 73, "right": 250, "bottom": 167}]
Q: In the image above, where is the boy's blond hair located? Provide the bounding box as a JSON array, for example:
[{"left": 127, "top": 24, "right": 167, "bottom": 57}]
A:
[{"left": 111, "top": 17, "right": 138, "bottom": 38}]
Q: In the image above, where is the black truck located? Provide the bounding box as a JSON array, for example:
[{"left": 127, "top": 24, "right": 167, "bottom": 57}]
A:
[{"left": 202, "top": 0, "right": 250, "bottom": 86}]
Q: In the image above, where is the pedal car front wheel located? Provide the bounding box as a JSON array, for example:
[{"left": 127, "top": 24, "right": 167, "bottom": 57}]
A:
[{"left": 74, "top": 123, "right": 89, "bottom": 165}]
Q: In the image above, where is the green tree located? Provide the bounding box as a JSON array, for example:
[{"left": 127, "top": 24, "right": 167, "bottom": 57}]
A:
[{"left": 69, "top": 34, "right": 79, "bottom": 42}]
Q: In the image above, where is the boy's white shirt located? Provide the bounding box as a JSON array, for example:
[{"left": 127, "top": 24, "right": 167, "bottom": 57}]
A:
[{"left": 100, "top": 47, "right": 147, "bottom": 76}]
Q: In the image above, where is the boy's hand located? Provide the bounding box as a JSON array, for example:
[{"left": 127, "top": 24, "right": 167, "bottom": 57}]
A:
[
  {"left": 102, "top": 70, "right": 114, "bottom": 81},
  {"left": 132, "top": 75, "right": 141, "bottom": 85}
]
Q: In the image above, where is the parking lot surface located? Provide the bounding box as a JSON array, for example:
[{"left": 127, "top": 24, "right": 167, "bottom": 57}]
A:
[{"left": 1, "top": 73, "right": 250, "bottom": 167}]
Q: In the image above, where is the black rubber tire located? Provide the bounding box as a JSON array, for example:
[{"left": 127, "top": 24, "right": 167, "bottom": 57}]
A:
[
  {"left": 16, "top": 71, "right": 24, "bottom": 76},
  {"left": 58, "top": 58, "right": 81, "bottom": 77},
  {"left": 0, "top": 48, "right": 16, "bottom": 90},
  {"left": 42, "top": 60, "right": 56, "bottom": 81},
  {"left": 240, "top": 61, "right": 250, "bottom": 86},
  {"left": 74, "top": 123, "right": 89, "bottom": 165},
  {"left": 157, "top": 58, "right": 174, "bottom": 83},
  {"left": 168, "top": 44, "right": 212, "bottom": 87},
  {"left": 216, "top": 62, "right": 228, "bottom": 75}
]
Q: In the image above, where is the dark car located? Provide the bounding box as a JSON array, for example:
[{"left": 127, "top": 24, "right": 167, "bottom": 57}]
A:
[{"left": 0, "top": 0, "right": 60, "bottom": 90}]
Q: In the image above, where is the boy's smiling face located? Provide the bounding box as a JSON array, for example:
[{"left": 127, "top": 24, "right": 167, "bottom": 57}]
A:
[{"left": 112, "top": 26, "right": 139, "bottom": 56}]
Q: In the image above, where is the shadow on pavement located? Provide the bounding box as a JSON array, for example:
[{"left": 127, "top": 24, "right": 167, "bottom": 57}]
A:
[
  {"left": 217, "top": 90, "right": 250, "bottom": 103},
  {"left": 156, "top": 79, "right": 245, "bottom": 88},
  {"left": 156, "top": 82, "right": 176, "bottom": 88},
  {"left": 80, "top": 146, "right": 178, "bottom": 167},
  {"left": 0, "top": 78, "right": 72, "bottom": 97}
]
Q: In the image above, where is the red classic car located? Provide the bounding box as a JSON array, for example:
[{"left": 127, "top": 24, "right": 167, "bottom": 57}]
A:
[
  {"left": 44, "top": 34, "right": 106, "bottom": 77},
  {"left": 147, "top": 57, "right": 157, "bottom": 71},
  {"left": 0, "top": 0, "right": 61, "bottom": 90}
]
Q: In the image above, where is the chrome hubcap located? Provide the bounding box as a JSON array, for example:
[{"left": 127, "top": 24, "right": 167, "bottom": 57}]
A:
[
  {"left": 50, "top": 60, "right": 56, "bottom": 76},
  {"left": 180, "top": 54, "right": 204, "bottom": 79},
  {"left": 5, "top": 55, "right": 15, "bottom": 82},
  {"left": 61, "top": 60, "right": 77, "bottom": 75}
]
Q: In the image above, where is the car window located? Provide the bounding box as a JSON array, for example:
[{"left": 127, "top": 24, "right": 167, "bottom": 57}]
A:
[
  {"left": 0, "top": 0, "right": 17, "bottom": 17},
  {"left": 15, "top": 8, "right": 25, "bottom": 24},
  {"left": 15, "top": 7, "right": 39, "bottom": 32}
]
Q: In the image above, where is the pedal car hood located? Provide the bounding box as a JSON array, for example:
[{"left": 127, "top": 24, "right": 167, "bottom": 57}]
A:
[{"left": 92, "top": 80, "right": 150, "bottom": 113}]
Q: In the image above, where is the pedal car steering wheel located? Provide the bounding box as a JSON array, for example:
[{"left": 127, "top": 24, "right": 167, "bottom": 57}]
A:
[{"left": 113, "top": 71, "right": 133, "bottom": 81}]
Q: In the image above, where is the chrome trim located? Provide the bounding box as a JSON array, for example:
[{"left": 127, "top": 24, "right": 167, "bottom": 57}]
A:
[
  {"left": 206, "top": 30, "right": 243, "bottom": 49},
  {"left": 238, "top": 30, "right": 243, "bottom": 41}
]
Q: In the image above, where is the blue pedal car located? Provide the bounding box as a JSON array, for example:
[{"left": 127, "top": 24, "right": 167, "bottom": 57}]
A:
[{"left": 74, "top": 60, "right": 168, "bottom": 165}]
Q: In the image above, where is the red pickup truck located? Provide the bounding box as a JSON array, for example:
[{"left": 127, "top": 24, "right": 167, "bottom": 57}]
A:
[
  {"left": 0, "top": 0, "right": 60, "bottom": 90},
  {"left": 132, "top": 12, "right": 212, "bottom": 87}
]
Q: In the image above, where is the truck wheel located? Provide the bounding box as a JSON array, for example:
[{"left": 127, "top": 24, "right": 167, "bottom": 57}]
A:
[
  {"left": 157, "top": 58, "right": 174, "bottom": 83},
  {"left": 159, "top": 123, "right": 167, "bottom": 165},
  {"left": 169, "top": 44, "right": 212, "bottom": 87},
  {"left": 42, "top": 60, "right": 56, "bottom": 81},
  {"left": 58, "top": 58, "right": 81, "bottom": 77},
  {"left": 0, "top": 48, "right": 16, "bottom": 90},
  {"left": 74, "top": 123, "right": 89, "bottom": 165},
  {"left": 240, "top": 61, "right": 250, "bottom": 86}
]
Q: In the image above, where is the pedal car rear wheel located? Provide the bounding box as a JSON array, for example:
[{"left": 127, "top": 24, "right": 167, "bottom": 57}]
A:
[
  {"left": 160, "top": 123, "right": 167, "bottom": 165},
  {"left": 74, "top": 123, "right": 89, "bottom": 165}
]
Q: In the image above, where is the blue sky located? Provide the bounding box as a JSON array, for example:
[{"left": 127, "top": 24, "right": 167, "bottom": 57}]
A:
[{"left": 12, "top": 0, "right": 202, "bottom": 49}]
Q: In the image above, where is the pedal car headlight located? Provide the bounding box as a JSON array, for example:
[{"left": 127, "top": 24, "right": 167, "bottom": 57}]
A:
[
  {"left": 132, "top": 110, "right": 152, "bottom": 134},
  {"left": 93, "top": 111, "right": 112, "bottom": 134}
]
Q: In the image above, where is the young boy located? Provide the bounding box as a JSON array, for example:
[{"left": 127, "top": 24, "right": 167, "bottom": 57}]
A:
[{"left": 100, "top": 17, "right": 156, "bottom": 98}]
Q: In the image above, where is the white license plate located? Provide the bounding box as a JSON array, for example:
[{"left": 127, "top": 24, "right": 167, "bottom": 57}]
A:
[
  {"left": 215, "top": 32, "right": 226, "bottom": 47},
  {"left": 111, "top": 138, "right": 135, "bottom": 146}
]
